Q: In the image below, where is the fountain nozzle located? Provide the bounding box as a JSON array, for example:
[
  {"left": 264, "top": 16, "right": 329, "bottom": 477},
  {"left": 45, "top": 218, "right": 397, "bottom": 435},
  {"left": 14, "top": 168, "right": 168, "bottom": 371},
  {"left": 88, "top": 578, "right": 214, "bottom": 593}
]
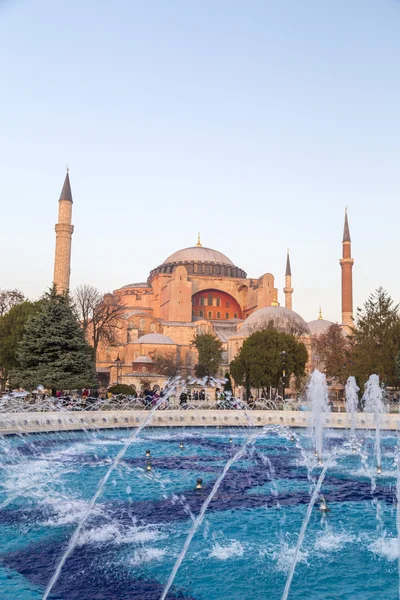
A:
[
  {"left": 145, "top": 449, "right": 151, "bottom": 457},
  {"left": 290, "top": 435, "right": 295, "bottom": 442},
  {"left": 377, "top": 465, "right": 382, "bottom": 475},
  {"left": 195, "top": 478, "right": 203, "bottom": 490},
  {"left": 318, "top": 457, "right": 323, "bottom": 466},
  {"left": 319, "top": 495, "right": 330, "bottom": 512},
  {"left": 229, "top": 438, "right": 233, "bottom": 443},
  {"left": 179, "top": 442, "right": 184, "bottom": 449},
  {"left": 314, "top": 450, "right": 319, "bottom": 457},
  {"left": 146, "top": 461, "right": 152, "bottom": 472},
  {"left": 352, "top": 448, "right": 357, "bottom": 454}
]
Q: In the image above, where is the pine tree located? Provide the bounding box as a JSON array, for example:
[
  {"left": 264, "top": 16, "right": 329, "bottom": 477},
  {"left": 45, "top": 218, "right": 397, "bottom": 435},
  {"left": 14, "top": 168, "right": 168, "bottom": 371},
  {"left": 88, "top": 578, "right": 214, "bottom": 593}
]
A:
[
  {"left": 12, "top": 285, "right": 97, "bottom": 390},
  {"left": 350, "top": 288, "right": 400, "bottom": 387}
]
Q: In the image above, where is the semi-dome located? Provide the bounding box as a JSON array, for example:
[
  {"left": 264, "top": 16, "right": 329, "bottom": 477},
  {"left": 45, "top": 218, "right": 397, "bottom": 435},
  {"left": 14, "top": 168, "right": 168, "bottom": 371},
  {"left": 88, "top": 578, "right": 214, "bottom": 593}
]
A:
[
  {"left": 308, "top": 319, "right": 334, "bottom": 336},
  {"left": 134, "top": 333, "right": 176, "bottom": 345},
  {"left": 239, "top": 306, "right": 310, "bottom": 337},
  {"left": 163, "top": 246, "right": 234, "bottom": 266}
]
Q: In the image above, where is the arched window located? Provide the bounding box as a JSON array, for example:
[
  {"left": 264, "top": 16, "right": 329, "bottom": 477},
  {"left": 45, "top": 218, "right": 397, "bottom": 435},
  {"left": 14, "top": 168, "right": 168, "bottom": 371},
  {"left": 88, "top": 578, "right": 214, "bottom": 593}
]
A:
[
  {"left": 226, "top": 301, "right": 230, "bottom": 308},
  {"left": 208, "top": 293, "right": 213, "bottom": 306},
  {"left": 201, "top": 264, "right": 206, "bottom": 273},
  {"left": 217, "top": 312, "right": 221, "bottom": 319},
  {"left": 233, "top": 312, "right": 238, "bottom": 319},
  {"left": 139, "top": 318, "right": 146, "bottom": 331},
  {"left": 194, "top": 264, "right": 198, "bottom": 273},
  {"left": 216, "top": 297, "right": 221, "bottom": 306},
  {"left": 200, "top": 297, "right": 205, "bottom": 306},
  {"left": 225, "top": 312, "right": 229, "bottom": 319},
  {"left": 208, "top": 311, "right": 212, "bottom": 318},
  {"left": 209, "top": 265, "right": 213, "bottom": 274},
  {"left": 149, "top": 322, "right": 156, "bottom": 333},
  {"left": 199, "top": 310, "right": 204, "bottom": 318}
]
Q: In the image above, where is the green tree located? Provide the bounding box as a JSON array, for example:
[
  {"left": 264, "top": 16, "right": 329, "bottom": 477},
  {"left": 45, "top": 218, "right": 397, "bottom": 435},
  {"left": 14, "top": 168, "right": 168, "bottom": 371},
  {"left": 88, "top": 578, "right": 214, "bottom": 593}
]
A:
[
  {"left": 11, "top": 285, "right": 96, "bottom": 391},
  {"left": 192, "top": 333, "right": 223, "bottom": 379},
  {"left": 312, "top": 323, "right": 352, "bottom": 383},
  {"left": 108, "top": 384, "right": 136, "bottom": 395},
  {"left": 0, "top": 301, "right": 39, "bottom": 389},
  {"left": 230, "top": 329, "right": 308, "bottom": 398},
  {"left": 350, "top": 288, "right": 400, "bottom": 387}
]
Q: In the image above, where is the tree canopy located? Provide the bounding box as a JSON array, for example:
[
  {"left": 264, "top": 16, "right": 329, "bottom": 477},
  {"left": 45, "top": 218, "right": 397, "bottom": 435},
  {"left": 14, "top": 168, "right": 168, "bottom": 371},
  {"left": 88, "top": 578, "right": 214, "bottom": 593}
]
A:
[
  {"left": 0, "top": 288, "right": 26, "bottom": 317},
  {"left": 312, "top": 323, "right": 351, "bottom": 383},
  {"left": 0, "top": 300, "right": 40, "bottom": 389},
  {"left": 73, "top": 285, "right": 124, "bottom": 357},
  {"left": 230, "top": 329, "right": 308, "bottom": 396},
  {"left": 12, "top": 285, "right": 97, "bottom": 390},
  {"left": 349, "top": 288, "right": 400, "bottom": 387},
  {"left": 192, "top": 333, "right": 223, "bottom": 379},
  {"left": 153, "top": 352, "right": 181, "bottom": 377}
]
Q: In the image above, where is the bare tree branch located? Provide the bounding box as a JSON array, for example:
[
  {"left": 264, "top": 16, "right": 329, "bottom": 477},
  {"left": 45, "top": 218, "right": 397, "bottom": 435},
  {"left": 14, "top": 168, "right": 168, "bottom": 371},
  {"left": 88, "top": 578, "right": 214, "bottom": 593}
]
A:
[
  {"left": 73, "top": 285, "right": 125, "bottom": 357},
  {"left": 0, "top": 289, "right": 26, "bottom": 317}
]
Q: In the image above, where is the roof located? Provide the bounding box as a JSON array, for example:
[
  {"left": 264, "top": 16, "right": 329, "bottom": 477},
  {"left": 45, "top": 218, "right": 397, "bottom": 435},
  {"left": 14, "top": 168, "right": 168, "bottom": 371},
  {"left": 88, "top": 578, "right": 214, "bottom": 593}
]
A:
[
  {"left": 59, "top": 171, "right": 73, "bottom": 202},
  {"left": 163, "top": 246, "right": 234, "bottom": 266},
  {"left": 240, "top": 306, "right": 310, "bottom": 336},
  {"left": 307, "top": 319, "right": 335, "bottom": 336},
  {"left": 285, "top": 252, "right": 291, "bottom": 277},
  {"left": 343, "top": 209, "right": 351, "bottom": 243},
  {"left": 134, "top": 333, "right": 176, "bottom": 345},
  {"left": 132, "top": 355, "right": 153, "bottom": 363},
  {"left": 120, "top": 282, "right": 150, "bottom": 289}
]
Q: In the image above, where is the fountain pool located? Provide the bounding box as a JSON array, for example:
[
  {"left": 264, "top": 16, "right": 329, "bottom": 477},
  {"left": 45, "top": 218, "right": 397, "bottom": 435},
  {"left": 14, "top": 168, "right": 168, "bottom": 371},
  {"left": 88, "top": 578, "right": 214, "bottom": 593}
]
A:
[{"left": 1, "top": 426, "right": 400, "bottom": 599}]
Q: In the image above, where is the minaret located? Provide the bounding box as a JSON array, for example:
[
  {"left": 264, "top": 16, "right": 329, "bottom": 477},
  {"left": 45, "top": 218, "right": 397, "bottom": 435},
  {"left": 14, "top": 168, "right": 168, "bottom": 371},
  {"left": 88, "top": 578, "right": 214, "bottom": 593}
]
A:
[
  {"left": 340, "top": 208, "right": 354, "bottom": 329},
  {"left": 284, "top": 250, "right": 293, "bottom": 310},
  {"left": 53, "top": 170, "right": 74, "bottom": 293}
]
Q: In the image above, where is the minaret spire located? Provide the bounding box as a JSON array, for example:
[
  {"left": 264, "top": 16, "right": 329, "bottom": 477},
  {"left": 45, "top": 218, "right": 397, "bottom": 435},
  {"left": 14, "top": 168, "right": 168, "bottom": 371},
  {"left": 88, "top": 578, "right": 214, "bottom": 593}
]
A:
[
  {"left": 53, "top": 170, "right": 74, "bottom": 293},
  {"left": 283, "top": 249, "right": 294, "bottom": 310},
  {"left": 340, "top": 208, "right": 354, "bottom": 330}
]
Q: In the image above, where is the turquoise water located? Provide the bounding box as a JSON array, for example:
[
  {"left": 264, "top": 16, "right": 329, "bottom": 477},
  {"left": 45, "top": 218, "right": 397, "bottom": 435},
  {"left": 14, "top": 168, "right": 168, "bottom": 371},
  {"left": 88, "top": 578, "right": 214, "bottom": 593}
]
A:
[{"left": 0, "top": 426, "right": 399, "bottom": 599}]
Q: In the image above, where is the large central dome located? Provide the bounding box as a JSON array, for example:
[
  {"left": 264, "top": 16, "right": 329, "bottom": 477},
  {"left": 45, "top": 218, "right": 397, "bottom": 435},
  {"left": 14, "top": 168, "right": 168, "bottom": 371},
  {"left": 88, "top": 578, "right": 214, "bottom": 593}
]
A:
[
  {"left": 163, "top": 246, "right": 234, "bottom": 266},
  {"left": 148, "top": 241, "right": 247, "bottom": 281}
]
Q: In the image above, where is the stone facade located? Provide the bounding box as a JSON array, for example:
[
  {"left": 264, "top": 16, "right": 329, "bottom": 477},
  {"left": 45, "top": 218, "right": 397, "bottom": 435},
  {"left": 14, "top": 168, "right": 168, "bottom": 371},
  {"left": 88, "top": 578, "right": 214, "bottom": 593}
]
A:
[{"left": 51, "top": 173, "right": 354, "bottom": 390}]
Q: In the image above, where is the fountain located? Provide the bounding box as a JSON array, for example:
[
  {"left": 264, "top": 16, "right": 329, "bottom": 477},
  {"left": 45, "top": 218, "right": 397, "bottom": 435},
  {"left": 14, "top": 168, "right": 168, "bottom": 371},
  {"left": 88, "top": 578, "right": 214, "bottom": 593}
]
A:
[
  {"left": 0, "top": 372, "right": 399, "bottom": 600},
  {"left": 308, "top": 370, "right": 330, "bottom": 463},
  {"left": 363, "top": 374, "right": 385, "bottom": 472},
  {"left": 345, "top": 375, "right": 359, "bottom": 438}
]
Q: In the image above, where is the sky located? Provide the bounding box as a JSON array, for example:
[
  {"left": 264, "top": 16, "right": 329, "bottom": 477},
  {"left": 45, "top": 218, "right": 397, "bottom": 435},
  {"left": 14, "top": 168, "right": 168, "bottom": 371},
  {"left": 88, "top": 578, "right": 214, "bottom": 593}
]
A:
[{"left": 1, "top": 0, "right": 399, "bottom": 323}]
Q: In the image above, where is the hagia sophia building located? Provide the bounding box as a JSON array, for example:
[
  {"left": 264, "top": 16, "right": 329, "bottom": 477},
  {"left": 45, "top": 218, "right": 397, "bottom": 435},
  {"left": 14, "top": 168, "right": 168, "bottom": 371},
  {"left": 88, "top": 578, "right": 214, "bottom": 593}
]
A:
[{"left": 53, "top": 171, "right": 354, "bottom": 391}]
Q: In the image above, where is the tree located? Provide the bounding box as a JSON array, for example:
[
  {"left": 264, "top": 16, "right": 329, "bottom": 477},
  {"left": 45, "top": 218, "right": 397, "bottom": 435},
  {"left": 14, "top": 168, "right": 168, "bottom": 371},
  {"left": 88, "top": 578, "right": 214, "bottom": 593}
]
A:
[
  {"left": 153, "top": 352, "right": 181, "bottom": 377},
  {"left": 108, "top": 384, "right": 136, "bottom": 395},
  {"left": 230, "top": 329, "right": 308, "bottom": 398},
  {"left": 312, "top": 323, "right": 352, "bottom": 383},
  {"left": 350, "top": 288, "right": 400, "bottom": 387},
  {"left": 0, "top": 289, "right": 26, "bottom": 317},
  {"left": 396, "top": 351, "right": 400, "bottom": 384},
  {"left": 74, "top": 285, "right": 124, "bottom": 357},
  {"left": 223, "top": 372, "right": 233, "bottom": 394},
  {"left": 192, "top": 333, "right": 223, "bottom": 379},
  {"left": 0, "top": 301, "right": 40, "bottom": 389},
  {"left": 11, "top": 285, "right": 96, "bottom": 391}
]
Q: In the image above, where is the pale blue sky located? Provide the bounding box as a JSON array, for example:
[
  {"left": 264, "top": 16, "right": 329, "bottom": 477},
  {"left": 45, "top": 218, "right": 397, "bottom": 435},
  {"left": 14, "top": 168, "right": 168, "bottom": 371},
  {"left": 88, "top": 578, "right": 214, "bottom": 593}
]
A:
[{"left": 1, "top": 0, "right": 399, "bottom": 322}]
